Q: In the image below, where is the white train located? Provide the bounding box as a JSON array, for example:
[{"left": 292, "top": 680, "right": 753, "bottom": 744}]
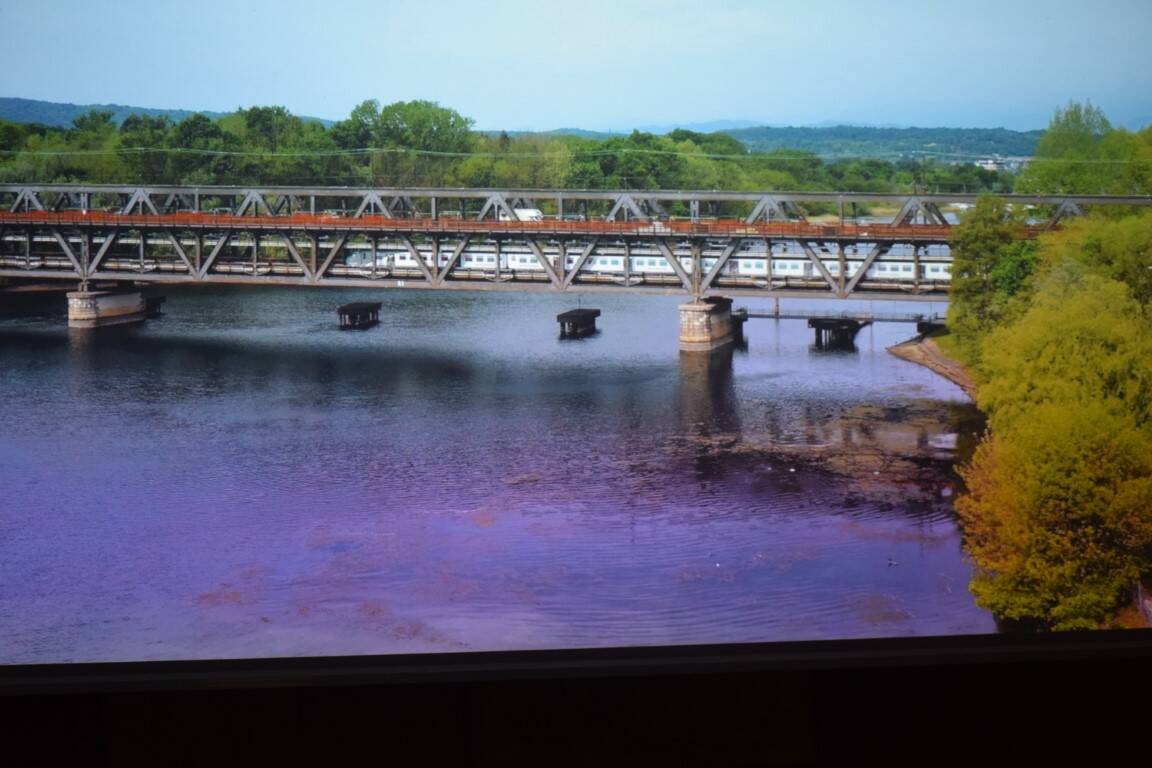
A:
[{"left": 338, "top": 241, "right": 953, "bottom": 284}]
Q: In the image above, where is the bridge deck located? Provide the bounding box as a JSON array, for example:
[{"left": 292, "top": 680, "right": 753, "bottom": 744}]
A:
[
  {"left": 2, "top": 184, "right": 1141, "bottom": 301},
  {"left": 0, "top": 210, "right": 971, "bottom": 240}
]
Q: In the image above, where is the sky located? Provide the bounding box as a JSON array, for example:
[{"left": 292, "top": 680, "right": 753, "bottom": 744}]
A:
[{"left": 1, "top": 0, "right": 1150, "bottom": 132}]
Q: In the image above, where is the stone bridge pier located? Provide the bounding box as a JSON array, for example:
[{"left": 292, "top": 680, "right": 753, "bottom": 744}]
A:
[
  {"left": 679, "top": 297, "right": 735, "bottom": 352},
  {"left": 66, "top": 288, "right": 147, "bottom": 329}
]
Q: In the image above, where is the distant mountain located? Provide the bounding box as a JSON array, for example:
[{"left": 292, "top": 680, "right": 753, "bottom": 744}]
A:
[
  {"left": 483, "top": 128, "right": 624, "bottom": 140},
  {"left": 722, "top": 125, "right": 1043, "bottom": 160},
  {"left": 0, "top": 97, "right": 333, "bottom": 128},
  {"left": 633, "top": 119, "right": 766, "bottom": 134},
  {"left": 544, "top": 127, "right": 624, "bottom": 139},
  {"left": 2, "top": 97, "right": 1043, "bottom": 160}
]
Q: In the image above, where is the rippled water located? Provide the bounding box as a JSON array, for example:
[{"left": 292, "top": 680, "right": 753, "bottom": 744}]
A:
[{"left": 0, "top": 287, "right": 994, "bottom": 663}]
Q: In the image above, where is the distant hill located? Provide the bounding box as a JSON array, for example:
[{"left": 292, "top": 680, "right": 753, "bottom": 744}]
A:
[
  {"left": 0, "top": 97, "right": 333, "bottom": 128},
  {"left": 492, "top": 123, "right": 1041, "bottom": 159},
  {"left": 2, "top": 97, "right": 1041, "bottom": 160},
  {"left": 635, "top": 119, "right": 766, "bottom": 134},
  {"left": 721, "top": 125, "right": 1042, "bottom": 160}
]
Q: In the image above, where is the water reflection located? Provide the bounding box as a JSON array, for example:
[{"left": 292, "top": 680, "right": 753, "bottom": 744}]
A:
[
  {"left": 677, "top": 345, "right": 740, "bottom": 481},
  {"left": 0, "top": 287, "right": 995, "bottom": 663}
]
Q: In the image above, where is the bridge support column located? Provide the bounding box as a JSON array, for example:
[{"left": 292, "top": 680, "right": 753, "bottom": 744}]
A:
[
  {"left": 679, "top": 296, "right": 734, "bottom": 352},
  {"left": 66, "top": 289, "right": 146, "bottom": 329},
  {"left": 809, "top": 318, "right": 871, "bottom": 350}
]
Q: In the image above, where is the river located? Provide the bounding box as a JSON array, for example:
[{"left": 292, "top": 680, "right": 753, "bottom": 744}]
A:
[{"left": 0, "top": 287, "right": 995, "bottom": 663}]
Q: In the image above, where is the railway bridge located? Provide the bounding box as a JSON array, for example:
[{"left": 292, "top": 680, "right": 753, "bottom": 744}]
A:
[{"left": 1, "top": 185, "right": 1147, "bottom": 346}]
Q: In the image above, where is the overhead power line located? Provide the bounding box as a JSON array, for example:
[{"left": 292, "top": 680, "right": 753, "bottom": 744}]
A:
[{"left": 0, "top": 145, "right": 1147, "bottom": 165}]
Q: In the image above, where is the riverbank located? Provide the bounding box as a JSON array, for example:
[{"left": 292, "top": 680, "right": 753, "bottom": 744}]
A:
[{"left": 887, "top": 335, "right": 978, "bottom": 400}]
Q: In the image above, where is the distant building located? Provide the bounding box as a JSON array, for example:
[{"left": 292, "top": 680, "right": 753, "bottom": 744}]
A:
[{"left": 974, "top": 157, "right": 1030, "bottom": 173}]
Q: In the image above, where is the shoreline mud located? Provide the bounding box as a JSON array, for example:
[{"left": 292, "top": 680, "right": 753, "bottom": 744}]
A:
[{"left": 887, "top": 335, "right": 978, "bottom": 400}]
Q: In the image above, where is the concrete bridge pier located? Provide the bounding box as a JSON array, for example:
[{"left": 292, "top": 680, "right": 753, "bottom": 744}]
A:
[
  {"left": 808, "top": 318, "right": 872, "bottom": 350},
  {"left": 679, "top": 297, "right": 734, "bottom": 352},
  {"left": 66, "top": 288, "right": 147, "bottom": 329}
]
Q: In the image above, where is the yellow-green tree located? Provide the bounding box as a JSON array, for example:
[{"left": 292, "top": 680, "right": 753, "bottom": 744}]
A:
[
  {"left": 1034, "top": 212, "right": 1152, "bottom": 306},
  {"left": 977, "top": 266, "right": 1152, "bottom": 432},
  {"left": 957, "top": 266, "right": 1152, "bottom": 628},
  {"left": 958, "top": 402, "right": 1152, "bottom": 629}
]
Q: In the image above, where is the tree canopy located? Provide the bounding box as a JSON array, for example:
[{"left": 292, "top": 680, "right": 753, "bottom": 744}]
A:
[
  {"left": 944, "top": 195, "right": 1037, "bottom": 366},
  {"left": 0, "top": 99, "right": 1020, "bottom": 195},
  {"left": 1016, "top": 101, "right": 1152, "bottom": 195}
]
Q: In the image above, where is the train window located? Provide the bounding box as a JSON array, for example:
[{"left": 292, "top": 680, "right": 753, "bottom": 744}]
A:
[{"left": 611, "top": 259, "right": 620, "bottom": 267}]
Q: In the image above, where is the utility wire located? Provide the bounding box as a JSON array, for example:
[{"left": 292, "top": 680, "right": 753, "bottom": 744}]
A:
[{"left": 4, "top": 145, "right": 1146, "bottom": 164}]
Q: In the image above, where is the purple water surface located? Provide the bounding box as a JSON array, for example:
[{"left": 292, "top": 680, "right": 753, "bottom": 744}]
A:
[{"left": 0, "top": 287, "right": 994, "bottom": 663}]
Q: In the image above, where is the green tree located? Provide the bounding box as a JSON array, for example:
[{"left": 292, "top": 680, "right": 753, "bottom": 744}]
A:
[
  {"left": 1016, "top": 101, "right": 1152, "bottom": 195},
  {"left": 330, "top": 99, "right": 380, "bottom": 150},
  {"left": 945, "top": 195, "right": 1036, "bottom": 365},
  {"left": 377, "top": 100, "right": 474, "bottom": 154},
  {"left": 118, "top": 114, "right": 172, "bottom": 183},
  {"left": 170, "top": 113, "right": 236, "bottom": 184}
]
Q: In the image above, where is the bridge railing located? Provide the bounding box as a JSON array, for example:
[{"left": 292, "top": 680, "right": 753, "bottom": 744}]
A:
[
  {"left": 0, "top": 210, "right": 973, "bottom": 240},
  {"left": 744, "top": 310, "right": 946, "bottom": 323}
]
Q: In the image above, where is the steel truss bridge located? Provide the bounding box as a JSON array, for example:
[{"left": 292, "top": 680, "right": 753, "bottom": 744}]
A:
[{"left": 1, "top": 185, "right": 1148, "bottom": 300}]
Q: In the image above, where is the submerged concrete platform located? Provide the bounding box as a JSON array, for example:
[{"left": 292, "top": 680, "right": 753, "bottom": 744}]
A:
[{"left": 557, "top": 308, "right": 600, "bottom": 338}]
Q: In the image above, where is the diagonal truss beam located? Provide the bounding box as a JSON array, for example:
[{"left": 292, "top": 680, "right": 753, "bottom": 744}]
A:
[
  {"left": 165, "top": 232, "right": 196, "bottom": 274},
  {"left": 784, "top": 200, "right": 809, "bottom": 223},
  {"left": 399, "top": 235, "right": 436, "bottom": 284},
  {"left": 842, "top": 242, "right": 892, "bottom": 295},
  {"left": 90, "top": 230, "right": 120, "bottom": 273},
  {"left": 314, "top": 233, "right": 349, "bottom": 281},
  {"left": 524, "top": 239, "right": 564, "bottom": 289},
  {"left": 435, "top": 235, "right": 471, "bottom": 285},
  {"left": 161, "top": 193, "right": 195, "bottom": 212},
  {"left": 605, "top": 194, "right": 648, "bottom": 221},
  {"left": 199, "top": 231, "right": 233, "bottom": 278},
  {"left": 700, "top": 239, "right": 743, "bottom": 292},
  {"left": 922, "top": 202, "right": 949, "bottom": 226},
  {"left": 477, "top": 194, "right": 516, "bottom": 221},
  {"left": 50, "top": 230, "right": 82, "bottom": 274},
  {"left": 234, "top": 191, "right": 273, "bottom": 217},
  {"left": 653, "top": 239, "right": 694, "bottom": 292},
  {"left": 271, "top": 195, "right": 301, "bottom": 215},
  {"left": 891, "top": 197, "right": 948, "bottom": 226},
  {"left": 353, "top": 192, "right": 395, "bottom": 218},
  {"left": 280, "top": 234, "right": 312, "bottom": 278},
  {"left": 562, "top": 237, "right": 601, "bottom": 288},
  {"left": 121, "top": 189, "right": 160, "bottom": 215},
  {"left": 799, "top": 241, "right": 842, "bottom": 295},
  {"left": 745, "top": 196, "right": 789, "bottom": 223},
  {"left": 10, "top": 188, "right": 44, "bottom": 213}
]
